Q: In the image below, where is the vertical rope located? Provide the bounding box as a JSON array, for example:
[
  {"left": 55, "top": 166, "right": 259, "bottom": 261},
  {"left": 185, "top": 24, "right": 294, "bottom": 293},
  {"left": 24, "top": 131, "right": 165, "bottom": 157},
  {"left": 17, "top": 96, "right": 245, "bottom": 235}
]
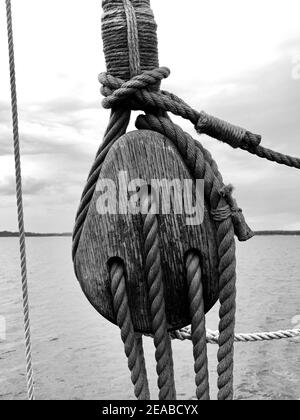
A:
[
  {"left": 102, "top": 0, "right": 159, "bottom": 81},
  {"left": 135, "top": 114, "right": 237, "bottom": 400},
  {"left": 216, "top": 221, "right": 236, "bottom": 400},
  {"left": 142, "top": 192, "right": 176, "bottom": 400},
  {"left": 122, "top": 0, "right": 141, "bottom": 77},
  {"left": 186, "top": 252, "right": 210, "bottom": 400},
  {"left": 5, "top": 0, "right": 35, "bottom": 401},
  {"left": 110, "top": 260, "right": 150, "bottom": 400}
]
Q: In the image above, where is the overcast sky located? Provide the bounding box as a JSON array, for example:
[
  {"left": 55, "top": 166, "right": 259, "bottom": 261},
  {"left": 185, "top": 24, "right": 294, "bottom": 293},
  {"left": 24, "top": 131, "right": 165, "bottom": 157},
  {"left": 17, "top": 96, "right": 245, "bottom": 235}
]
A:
[{"left": 0, "top": 0, "right": 300, "bottom": 232}]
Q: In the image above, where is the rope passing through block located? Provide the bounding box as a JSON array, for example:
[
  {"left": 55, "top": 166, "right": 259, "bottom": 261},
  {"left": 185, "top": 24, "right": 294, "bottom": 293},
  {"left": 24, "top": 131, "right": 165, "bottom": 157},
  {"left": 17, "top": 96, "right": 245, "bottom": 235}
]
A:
[{"left": 73, "top": 0, "right": 300, "bottom": 402}]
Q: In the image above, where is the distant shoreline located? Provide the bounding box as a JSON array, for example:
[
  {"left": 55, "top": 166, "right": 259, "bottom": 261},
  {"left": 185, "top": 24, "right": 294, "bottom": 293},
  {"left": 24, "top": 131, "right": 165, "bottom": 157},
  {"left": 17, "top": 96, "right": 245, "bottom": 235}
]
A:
[
  {"left": 0, "top": 231, "right": 300, "bottom": 237},
  {"left": 0, "top": 231, "right": 72, "bottom": 237}
]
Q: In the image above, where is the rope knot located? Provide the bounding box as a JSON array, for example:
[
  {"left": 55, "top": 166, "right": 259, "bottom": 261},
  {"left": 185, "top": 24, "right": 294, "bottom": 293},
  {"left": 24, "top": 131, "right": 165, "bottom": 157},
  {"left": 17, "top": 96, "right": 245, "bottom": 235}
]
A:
[
  {"left": 99, "top": 67, "right": 170, "bottom": 110},
  {"left": 212, "top": 185, "right": 254, "bottom": 242}
]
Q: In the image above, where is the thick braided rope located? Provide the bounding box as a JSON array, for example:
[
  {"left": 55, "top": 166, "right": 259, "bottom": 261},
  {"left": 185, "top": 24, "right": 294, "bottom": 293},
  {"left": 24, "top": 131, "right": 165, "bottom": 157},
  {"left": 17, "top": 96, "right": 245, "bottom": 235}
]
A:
[
  {"left": 122, "top": 0, "right": 141, "bottom": 77},
  {"left": 172, "top": 327, "right": 300, "bottom": 343},
  {"left": 215, "top": 220, "right": 236, "bottom": 400},
  {"left": 142, "top": 193, "right": 176, "bottom": 400},
  {"left": 136, "top": 114, "right": 237, "bottom": 400},
  {"left": 5, "top": 0, "right": 35, "bottom": 401},
  {"left": 100, "top": 68, "right": 300, "bottom": 170},
  {"left": 186, "top": 252, "right": 210, "bottom": 400},
  {"left": 110, "top": 261, "right": 150, "bottom": 400}
]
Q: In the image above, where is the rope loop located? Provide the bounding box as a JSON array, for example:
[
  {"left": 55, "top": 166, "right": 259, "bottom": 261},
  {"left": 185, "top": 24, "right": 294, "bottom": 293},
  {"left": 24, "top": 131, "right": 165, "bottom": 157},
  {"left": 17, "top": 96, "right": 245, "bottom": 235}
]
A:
[{"left": 99, "top": 67, "right": 170, "bottom": 109}]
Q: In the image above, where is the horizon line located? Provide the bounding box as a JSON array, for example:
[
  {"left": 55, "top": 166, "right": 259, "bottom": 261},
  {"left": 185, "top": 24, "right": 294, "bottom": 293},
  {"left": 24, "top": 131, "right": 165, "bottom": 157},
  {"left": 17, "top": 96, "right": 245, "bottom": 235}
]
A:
[{"left": 1, "top": 230, "right": 300, "bottom": 237}]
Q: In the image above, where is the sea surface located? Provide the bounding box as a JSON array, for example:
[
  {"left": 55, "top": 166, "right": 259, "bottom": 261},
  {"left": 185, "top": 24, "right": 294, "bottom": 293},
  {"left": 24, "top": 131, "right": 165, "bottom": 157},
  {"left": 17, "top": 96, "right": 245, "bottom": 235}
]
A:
[{"left": 0, "top": 236, "right": 299, "bottom": 400}]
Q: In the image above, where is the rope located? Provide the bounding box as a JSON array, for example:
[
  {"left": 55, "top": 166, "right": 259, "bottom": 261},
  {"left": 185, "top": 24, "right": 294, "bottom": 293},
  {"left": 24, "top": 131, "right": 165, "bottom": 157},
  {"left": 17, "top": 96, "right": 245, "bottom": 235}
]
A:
[
  {"left": 73, "top": 0, "right": 300, "bottom": 402},
  {"left": 186, "top": 252, "right": 210, "bottom": 400},
  {"left": 99, "top": 68, "right": 300, "bottom": 170},
  {"left": 172, "top": 327, "right": 300, "bottom": 344},
  {"left": 72, "top": 108, "right": 130, "bottom": 260},
  {"left": 5, "top": 0, "right": 35, "bottom": 401},
  {"left": 136, "top": 114, "right": 237, "bottom": 399},
  {"left": 110, "top": 260, "right": 150, "bottom": 400},
  {"left": 122, "top": 0, "right": 141, "bottom": 77},
  {"left": 102, "top": 0, "right": 159, "bottom": 81},
  {"left": 215, "top": 220, "right": 236, "bottom": 401},
  {"left": 142, "top": 193, "right": 176, "bottom": 400}
]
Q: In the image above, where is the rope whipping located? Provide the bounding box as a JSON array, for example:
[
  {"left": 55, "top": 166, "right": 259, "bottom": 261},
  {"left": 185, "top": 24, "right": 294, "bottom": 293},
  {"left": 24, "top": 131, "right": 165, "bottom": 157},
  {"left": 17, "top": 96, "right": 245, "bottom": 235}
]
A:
[
  {"left": 186, "top": 252, "right": 210, "bottom": 400},
  {"left": 5, "top": 0, "right": 35, "bottom": 401},
  {"left": 110, "top": 260, "right": 150, "bottom": 399},
  {"left": 142, "top": 191, "right": 176, "bottom": 400}
]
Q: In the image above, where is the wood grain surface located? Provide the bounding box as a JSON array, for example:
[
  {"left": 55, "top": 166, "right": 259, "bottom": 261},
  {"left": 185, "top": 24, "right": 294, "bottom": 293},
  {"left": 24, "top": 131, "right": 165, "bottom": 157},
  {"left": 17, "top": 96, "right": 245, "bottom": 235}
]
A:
[{"left": 75, "top": 130, "right": 220, "bottom": 333}]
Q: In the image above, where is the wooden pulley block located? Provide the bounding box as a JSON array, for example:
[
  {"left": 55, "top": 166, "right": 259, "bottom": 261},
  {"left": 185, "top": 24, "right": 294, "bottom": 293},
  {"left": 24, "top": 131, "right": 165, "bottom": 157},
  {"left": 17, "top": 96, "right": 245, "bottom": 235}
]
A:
[{"left": 75, "top": 130, "right": 220, "bottom": 333}]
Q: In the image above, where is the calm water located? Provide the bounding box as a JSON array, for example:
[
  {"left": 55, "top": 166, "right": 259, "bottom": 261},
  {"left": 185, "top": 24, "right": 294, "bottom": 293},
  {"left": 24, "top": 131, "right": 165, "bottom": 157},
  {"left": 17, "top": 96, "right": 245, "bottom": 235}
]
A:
[{"left": 0, "top": 236, "right": 299, "bottom": 400}]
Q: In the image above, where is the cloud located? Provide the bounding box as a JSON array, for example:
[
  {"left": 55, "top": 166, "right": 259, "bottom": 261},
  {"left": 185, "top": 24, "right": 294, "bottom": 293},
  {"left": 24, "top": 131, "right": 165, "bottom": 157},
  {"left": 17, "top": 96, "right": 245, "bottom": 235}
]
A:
[
  {"left": 1, "top": 27, "right": 299, "bottom": 231},
  {"left": 0, "top": 176, "right": 47, "bottom": 197},
  {"left": 190, "top": 45, "right": 300, "bottom": 229}
]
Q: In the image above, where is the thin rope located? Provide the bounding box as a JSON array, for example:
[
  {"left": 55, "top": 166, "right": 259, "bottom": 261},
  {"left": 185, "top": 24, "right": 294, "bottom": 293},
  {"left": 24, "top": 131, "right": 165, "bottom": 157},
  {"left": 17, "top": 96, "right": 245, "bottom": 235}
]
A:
[
  {"left": 110, "top": 260, "right": 150, "bottom": 400},
  {"left": 5, "top": 0, "right": 35, "bottom": 401},
  {"left": 186, "top": 252, "right": 210, "bottom": 400},
  {"left": 172, "top": 327, "right": 300, "bottom": 343}
]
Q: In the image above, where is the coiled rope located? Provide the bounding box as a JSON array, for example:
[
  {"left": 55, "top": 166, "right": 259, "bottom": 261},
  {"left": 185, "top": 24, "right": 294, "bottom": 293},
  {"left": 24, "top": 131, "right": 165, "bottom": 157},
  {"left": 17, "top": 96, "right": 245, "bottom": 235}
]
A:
[{"left": 5, "top": 0, "right": 35, "bottom": 401}]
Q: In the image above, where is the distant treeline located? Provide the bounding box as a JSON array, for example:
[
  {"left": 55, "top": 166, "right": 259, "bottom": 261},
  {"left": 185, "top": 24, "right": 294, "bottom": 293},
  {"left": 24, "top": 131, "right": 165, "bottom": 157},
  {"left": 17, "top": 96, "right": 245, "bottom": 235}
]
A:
[
  {"left": 254, "top": 231, "right": 300, "bottom": 236},
  {"left": 1, "top": 230, "right": 300, "bottom": 237},
  {"left": 0, "top": 231, "right": 72, "bottom": 237}
]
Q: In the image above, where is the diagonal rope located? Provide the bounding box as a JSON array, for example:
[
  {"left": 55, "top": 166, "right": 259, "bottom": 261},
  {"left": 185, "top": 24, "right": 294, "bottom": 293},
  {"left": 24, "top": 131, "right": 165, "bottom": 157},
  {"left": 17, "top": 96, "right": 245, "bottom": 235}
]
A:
[
  {"left": 5, "top": 0, "right": 35, "bottom": 401},
  {"left": 99, "top": 69, "right": 300, "bottom": 170}
]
